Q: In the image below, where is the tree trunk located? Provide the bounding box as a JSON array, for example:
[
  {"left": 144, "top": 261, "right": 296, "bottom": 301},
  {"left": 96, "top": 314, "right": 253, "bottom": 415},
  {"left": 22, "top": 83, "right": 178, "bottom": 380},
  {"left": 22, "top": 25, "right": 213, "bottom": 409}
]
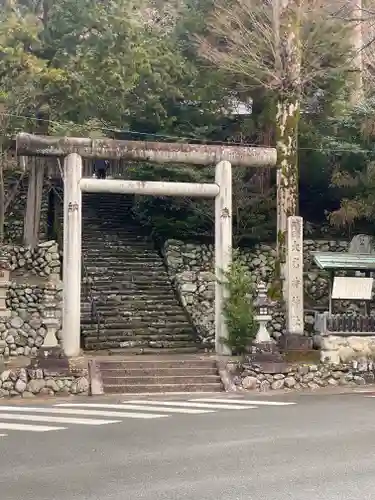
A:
[
  {"left": 24, "top": 159, "right": 44, "bottom": 248},
  {"left": 0, "top": 156, "right": 5, "bottom": 245},
  {"left": 350, "top": 0, "right": 363, "bottom": 104},
  {"left": 274, "top": 0, "right": 302, "bottom": 299},
  {"left": 276, "top": 97, "right": 300, "bottom": 251}
]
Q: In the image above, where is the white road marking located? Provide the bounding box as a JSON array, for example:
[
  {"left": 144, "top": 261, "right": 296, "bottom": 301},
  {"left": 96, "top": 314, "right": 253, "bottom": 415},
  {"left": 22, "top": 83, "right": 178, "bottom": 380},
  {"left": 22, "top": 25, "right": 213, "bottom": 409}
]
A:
[
  {"left": 125, "top": 400, "right": 256, "bottom": 410},
  {"left": 0, "top": 413, "right": 121, "bottom": 426},
  {"left": 0, "top": 423, "right": 65, "bottom": 432},
  {"left": 56, "top": 403, "right": 214, "bottom": 414},
  {"left": 190, "top": 398, "right": 296, "bottom": 406},
  {"left": 0, "top": 406, "right": 167, "bottom": 419}
]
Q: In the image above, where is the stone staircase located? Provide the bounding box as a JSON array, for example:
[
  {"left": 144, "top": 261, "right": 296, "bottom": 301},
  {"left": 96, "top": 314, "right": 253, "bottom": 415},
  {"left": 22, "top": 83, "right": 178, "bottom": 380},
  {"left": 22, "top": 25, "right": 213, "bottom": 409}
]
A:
[
  {"left": 96, "top": 356, "right": 223, "bottom": 393},
  {"left": 80, "top": 193, "right": 200, "bottom": 354}
]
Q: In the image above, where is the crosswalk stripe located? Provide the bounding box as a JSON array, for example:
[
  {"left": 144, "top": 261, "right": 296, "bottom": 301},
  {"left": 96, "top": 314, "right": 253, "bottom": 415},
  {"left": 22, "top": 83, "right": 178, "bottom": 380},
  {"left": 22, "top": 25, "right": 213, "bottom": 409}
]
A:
[
  {"left": 125, "top": 400, "right": 256, "bottom": 410},
  {"left": 190, "top": 398, "right": 296, "bottom": 406},
  {"left": 0, "top": 406, "right": 167, "bottom": 420},
  {"left": 56, "top": 403, "right": 214, "bottom": 414},
  {"left": 0, "top": 423, "right": 65, "bottom": 432},
  {"left": 0, "top": 413, "right": 121, "bottom": 426}
]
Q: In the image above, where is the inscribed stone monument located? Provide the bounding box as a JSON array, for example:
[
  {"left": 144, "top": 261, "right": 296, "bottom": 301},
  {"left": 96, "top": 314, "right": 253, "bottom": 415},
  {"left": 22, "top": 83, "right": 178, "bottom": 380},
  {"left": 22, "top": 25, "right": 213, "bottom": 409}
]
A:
[{"left": 286, "top": 216, "right": 304, "bottom": 335}]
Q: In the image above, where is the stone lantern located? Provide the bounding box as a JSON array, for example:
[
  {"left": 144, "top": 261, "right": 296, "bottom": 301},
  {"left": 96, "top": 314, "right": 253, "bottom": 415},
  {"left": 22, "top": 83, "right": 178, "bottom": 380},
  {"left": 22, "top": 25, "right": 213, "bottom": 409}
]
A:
[
  {"left": 0, "top": 254, "right": 11, "bottom": 318},
  {"left": 254, "top": 281, "right": 272, "bottom": 343},
  {"left": 42, "top": 280, "right": 59, "bottom": 351}
]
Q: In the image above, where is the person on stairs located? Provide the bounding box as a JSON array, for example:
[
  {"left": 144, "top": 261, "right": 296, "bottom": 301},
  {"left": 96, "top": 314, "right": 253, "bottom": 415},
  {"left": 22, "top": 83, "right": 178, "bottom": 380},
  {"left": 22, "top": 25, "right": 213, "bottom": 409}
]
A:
[{"left": 93, "top": 159, "right": 109, "bottom": 179}]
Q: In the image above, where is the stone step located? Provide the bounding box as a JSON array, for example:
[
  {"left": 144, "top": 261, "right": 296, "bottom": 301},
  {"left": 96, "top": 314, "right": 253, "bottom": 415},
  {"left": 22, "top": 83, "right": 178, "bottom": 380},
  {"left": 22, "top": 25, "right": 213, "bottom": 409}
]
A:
[
  {"left": 81, "top": 306, "right": 187, "bottom": 323},
  {"left": 81, "top": 321, "right": 193, "bottom": 334},
  {"left": 83, "top": 241, "right": 153, "bottom": 248},
  {"left": 81, "top": 303, "right": 187, "bottom": 312},
  {"left": 101, "top": 374, "right": 222, "bottom": 385},
  {"left": 82, "top": 251, "right": 159, "bottom": 258},
  {"left": 82, "top": 326, "right": 195, "bottom": 335},
  {"left": 81, "top": 300, "right": 182, "bottom": 309},
  {"left": 81, "top": 316, "right": 190, "bottom": 325},
  {"left": 98, "top": 359, "right": 217, "bottom": 370},
  {"left": 82, "top": 246, "right": 158, "bottom": 252},
  {"left": 79, "top": 192, "right": 196, "bottom": 354},
  {"left": 81, "top": 315, "right": 190, "bottom": 324},
  {"left": 84, "top": 263, "right": 165, "bottom": 271},
  {"left": 84, "top": 335, "right": 197, "bottom": 344},
  {"left": 85, "top": 340, "right": 198, "bottom": 350},
  {"left": 88, "top": 285, "right": 176, "bottom": 293},
  {"left": 83, "top": 271, "right": 170, "bottom": 279},
  {"left": 81, "top": 306, "right": 185, "bottom": 314},
  {"left": 83, "top": 258, "right": 162, "bottom": 265},
  {"left": 87, "top": 277, "right": 174, "bottom": 285},
  {"left": 102, "top": 382, "right": 223, "bottom": 394},
  {"left": 99, "top": 367, "right": 218, "bottom": 376},
  {"left": 83, "top": 233, "right": 144, "bottom": 237},
  {"left": 81, "top": 292, "right": 180, "bottom": 301},
  {"left": 86, "top": 342, "right": 200, "bottom": 353}
]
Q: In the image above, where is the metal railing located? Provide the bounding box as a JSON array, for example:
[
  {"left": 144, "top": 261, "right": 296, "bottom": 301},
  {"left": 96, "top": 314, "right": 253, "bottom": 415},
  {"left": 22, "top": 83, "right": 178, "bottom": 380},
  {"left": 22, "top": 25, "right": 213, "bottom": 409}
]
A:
[{"left": 82, "top": 252, "right": 101, "bottom": 346}]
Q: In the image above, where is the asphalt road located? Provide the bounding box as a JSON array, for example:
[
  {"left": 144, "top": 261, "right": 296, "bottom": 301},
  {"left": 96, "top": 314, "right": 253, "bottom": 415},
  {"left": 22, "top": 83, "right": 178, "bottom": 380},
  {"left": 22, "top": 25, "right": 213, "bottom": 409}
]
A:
[{"left": 1, "top": 390, "right": 375, "bottom": 500}]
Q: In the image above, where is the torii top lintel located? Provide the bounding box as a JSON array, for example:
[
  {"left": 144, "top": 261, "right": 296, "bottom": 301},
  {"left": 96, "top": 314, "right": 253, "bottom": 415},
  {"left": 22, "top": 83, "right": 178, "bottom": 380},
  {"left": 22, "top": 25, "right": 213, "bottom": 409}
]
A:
[{"left": 15, "top": 133, "right": 276, "bottom": 168}]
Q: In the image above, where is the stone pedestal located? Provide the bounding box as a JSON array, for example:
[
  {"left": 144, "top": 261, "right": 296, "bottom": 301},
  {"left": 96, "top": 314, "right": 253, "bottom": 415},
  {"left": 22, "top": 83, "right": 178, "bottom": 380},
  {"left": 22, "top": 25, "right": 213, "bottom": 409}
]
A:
[
  {"left": 279, "top": 334, "right": 313, "bottom": 352},
  {"left": 30, "top": 347, "right": 70, "bottom": 374},
  {"left": 246, "top": 341, "right": 287, "bottom": 374},
  {"left": 255, "top": 313, "right": 272, "bottom": 343}
]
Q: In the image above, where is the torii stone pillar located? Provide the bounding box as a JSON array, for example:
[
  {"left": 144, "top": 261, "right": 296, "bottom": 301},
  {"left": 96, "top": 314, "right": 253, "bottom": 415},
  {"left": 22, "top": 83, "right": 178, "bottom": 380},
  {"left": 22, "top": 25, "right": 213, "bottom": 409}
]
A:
[
  {"left": 62, "top": 154, "right": 82, "bottom": 357},
  {"left": 215, "top": 161, "right": 232, "bottom": 355}
]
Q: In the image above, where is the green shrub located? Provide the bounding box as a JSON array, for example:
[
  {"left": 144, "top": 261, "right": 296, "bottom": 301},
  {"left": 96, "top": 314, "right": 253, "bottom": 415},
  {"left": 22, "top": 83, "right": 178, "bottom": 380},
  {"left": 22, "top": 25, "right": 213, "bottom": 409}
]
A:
[{"left": 222, "top": 254, "right": 258, "bottom": 355}]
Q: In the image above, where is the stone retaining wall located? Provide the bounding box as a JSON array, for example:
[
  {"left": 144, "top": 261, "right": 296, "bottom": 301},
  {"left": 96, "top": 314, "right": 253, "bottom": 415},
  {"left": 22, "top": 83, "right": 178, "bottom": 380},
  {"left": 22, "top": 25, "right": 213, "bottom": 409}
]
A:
[
  {"left": 321, "top": 336, "right": 375, "bottom": 364},
  {"left": 0, "top": 240, "right": 62, "bottom": 358},
  {"left": 0, "top": 366, "right": 89, "bottom": 398},
  {"left": 7, "top": 240, "right": 61, "bottom": 278},
  {"left": 163, "top": 239, "right": 349, "bottom": 347},
  {"left": 229, "top": 359, "right": 375, "bottom": 392}
]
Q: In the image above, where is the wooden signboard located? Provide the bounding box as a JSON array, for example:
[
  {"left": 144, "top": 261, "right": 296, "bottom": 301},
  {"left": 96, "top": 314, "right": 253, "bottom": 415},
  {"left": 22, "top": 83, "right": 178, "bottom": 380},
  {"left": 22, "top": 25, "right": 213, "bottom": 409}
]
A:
[{"left": 332, "top": 277, "right": 373, "bottom": 301}]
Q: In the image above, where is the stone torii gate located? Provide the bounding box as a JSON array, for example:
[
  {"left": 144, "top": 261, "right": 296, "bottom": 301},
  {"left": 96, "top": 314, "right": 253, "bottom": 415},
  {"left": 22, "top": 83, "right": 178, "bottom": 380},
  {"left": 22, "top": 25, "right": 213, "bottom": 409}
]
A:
[{"left": 16, "top": 133, "right": 277, "bottom": 358}]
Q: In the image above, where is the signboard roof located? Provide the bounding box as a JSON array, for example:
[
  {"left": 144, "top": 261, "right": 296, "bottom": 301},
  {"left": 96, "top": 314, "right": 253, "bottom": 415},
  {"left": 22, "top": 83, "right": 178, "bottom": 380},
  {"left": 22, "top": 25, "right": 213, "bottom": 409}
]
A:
[{"left": 312, "top": 252, "right": 375, "bottom": 271}]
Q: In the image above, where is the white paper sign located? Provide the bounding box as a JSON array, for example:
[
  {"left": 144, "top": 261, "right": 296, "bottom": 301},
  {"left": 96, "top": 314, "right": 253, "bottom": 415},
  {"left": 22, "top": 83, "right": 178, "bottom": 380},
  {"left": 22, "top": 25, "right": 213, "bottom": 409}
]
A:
[{"left": 332, "top": 277, "right": 373, "bottom": 300}]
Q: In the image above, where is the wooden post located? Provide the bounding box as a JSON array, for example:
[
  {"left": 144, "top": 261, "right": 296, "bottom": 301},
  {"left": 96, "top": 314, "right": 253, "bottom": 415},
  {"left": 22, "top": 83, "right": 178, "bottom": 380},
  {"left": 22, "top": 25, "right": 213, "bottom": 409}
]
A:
[
  {"left": 62, "top": 153, "right": 82, "bottom": 357},
  {"left": 24, "top": 158, "right": 44, "bottom": 248},
  {"left": 215, "top": 161, "right": 232, "bottom": 355}
]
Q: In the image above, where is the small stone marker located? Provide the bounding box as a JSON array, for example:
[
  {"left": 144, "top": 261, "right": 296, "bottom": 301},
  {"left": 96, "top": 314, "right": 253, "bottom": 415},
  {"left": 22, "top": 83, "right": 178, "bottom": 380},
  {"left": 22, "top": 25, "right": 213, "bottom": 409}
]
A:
[
  {"left": 286, "top": 216, "right": 304, "bottom": 335},
  {"left": 349, "top": 234, "right": 374, "bottom": 254},
  {"left": 332, "top": 276, "right": 373, "bottom": 301}
]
